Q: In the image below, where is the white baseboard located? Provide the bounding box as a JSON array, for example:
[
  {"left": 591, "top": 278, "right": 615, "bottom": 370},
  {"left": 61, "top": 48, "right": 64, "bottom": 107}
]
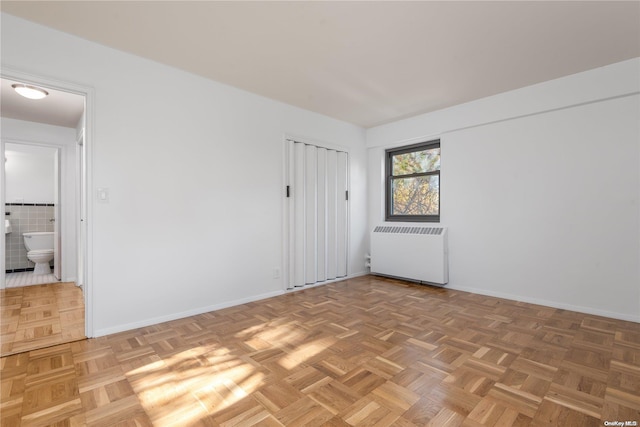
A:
[
  {"left": 348, "top": 270, "right": 368, "bottom": 279},
  {"left": 446, "top": 284, "right": 640, "bottom": 324},
  {"left": 93, "top": 289, "right": 285, "bottom": 337},
  {"left": 284, "top": 271, "right": 369, "bottom": 293},
  {"left": 88, "top": 274, "right": 639, "bottom": 337},
  {"left": 94, "top": 273, "right": 371, "bottom": 337}
]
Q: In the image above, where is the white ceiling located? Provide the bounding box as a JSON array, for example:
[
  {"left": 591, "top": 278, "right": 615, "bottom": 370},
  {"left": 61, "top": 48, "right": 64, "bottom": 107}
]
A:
[
  {"left": 1, "top": 1, "right": 639, "bottom": 128},
  {"left": 1, "top": 78, "right": 85, "bottom": 128}
]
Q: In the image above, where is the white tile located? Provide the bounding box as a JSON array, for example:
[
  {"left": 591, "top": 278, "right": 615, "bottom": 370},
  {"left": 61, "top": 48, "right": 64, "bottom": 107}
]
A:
[{"left": 5, "top": 272, "right": 58, "bottom": 288}]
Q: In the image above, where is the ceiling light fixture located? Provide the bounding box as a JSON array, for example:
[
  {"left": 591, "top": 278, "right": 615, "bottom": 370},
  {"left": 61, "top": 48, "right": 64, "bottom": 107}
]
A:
[{"left": 12, "top": 84, "right": 49, "bottom": 100}]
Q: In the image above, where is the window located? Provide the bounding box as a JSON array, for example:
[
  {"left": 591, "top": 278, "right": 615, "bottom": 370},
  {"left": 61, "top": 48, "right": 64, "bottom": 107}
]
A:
[{"left": 386, "top": 140, "right": 440, "bottom": 222}]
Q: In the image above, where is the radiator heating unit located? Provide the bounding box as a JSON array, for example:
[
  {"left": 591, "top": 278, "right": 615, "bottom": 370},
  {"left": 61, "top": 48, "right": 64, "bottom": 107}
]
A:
[{"left": 370, "top": 225, "right": 449, "bottom": 285}]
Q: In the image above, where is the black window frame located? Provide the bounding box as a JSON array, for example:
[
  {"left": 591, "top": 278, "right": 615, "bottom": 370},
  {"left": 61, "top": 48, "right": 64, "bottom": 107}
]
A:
[{"left": 385, "top": 139, "right": 441, "bottom": 223}]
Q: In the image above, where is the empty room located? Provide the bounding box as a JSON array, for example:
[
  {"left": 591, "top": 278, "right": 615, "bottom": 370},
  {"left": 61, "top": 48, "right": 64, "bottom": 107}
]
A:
[{"left": 1, "top": 2, "right": 639, "bottom": 426}]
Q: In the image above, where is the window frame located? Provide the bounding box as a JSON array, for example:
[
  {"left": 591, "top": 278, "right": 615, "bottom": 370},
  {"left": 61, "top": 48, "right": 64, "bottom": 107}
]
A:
[{"left": 385, "top": 139, "right": 441, "bottom": 223}]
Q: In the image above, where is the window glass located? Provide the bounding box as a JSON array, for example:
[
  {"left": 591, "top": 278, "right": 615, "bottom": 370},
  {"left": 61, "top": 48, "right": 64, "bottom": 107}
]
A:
[
  {"left": 386, "top": 140, "right": 440, "bottom": 222},
  {"left": 391, "top": 147, "right": 440, "bottom": 176},
  {"left": 391, "top": 175, "right": 439, "bottom": 216}
]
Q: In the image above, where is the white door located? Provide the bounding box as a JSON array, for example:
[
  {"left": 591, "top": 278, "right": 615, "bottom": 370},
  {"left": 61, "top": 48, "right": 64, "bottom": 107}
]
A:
[
  {"left": 77, "top": 133, "right": 86, "bottom": 287},
  {"left": 285, "top": 139, "right": 348, "bottom": 289},
  {"left": 53, "top": 148, "right": 61, "bottom": 280},
  {"left": 0, "top": 140, "right": 5, "bottom": 289}
]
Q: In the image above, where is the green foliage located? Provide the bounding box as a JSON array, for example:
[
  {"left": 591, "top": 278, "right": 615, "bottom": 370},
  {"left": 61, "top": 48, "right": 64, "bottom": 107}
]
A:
[
  {"left": 391, "top": 147, "right": 440, "bottom": 216},
  {"left": 392, "top": 176, "right": 439, "bottom": 215},
  {"left": 392, "top": 148, "right": 440, "bottom": 176}
]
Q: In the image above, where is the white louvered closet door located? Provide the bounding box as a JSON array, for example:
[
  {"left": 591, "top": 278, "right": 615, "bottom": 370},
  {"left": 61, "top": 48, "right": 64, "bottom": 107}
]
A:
[{"left": 286, "top": 140, "right": 348, "bottom": 289}]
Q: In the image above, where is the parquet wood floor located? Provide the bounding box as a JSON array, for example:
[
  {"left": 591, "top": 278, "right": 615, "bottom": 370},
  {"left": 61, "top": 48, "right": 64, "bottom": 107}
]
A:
[
  {"left": 0, "top": 282, "right": 85, "bottom": 357},
  {"left": 1, "top": 275, "right": 638, "bottom": 426}
]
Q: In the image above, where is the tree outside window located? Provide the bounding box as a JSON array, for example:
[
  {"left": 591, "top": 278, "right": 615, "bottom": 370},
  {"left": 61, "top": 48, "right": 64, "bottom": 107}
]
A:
[{"left": 386, "top": 140, "right": 440, "bottom": 222}]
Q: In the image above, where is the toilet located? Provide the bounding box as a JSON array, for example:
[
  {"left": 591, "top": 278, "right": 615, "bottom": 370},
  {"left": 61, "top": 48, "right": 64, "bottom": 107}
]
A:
[{"left": 23, "top": 232, "right": 54, "bottom": 275}]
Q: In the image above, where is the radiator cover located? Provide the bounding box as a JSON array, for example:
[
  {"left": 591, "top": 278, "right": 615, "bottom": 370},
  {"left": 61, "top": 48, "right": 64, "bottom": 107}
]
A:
[{"left": 370, "top": 226, "right": 449, "bottom": 285}]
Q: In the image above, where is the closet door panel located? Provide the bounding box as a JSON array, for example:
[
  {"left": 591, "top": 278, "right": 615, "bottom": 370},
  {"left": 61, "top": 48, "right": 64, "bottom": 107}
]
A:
[
  {"left": 286, "top": 141, "right": 347, "bottom": 287},
  {"left": 293, "top": 142, "right": 306, "bottom": 287},
  {"left": 326, "top": 150, "right": 338, "bottom": 280},
  {"left": 336, "top": 152, "right": 348, "bottom": 277},
  {"left": 316, "top": 147, "right": 327, "bottom": 282},
  {"left": 286, "top": 140, "right": 295, "bottom": 289},
  {"left": 304, "top": 144, "right": 318, "bottom": 284}
]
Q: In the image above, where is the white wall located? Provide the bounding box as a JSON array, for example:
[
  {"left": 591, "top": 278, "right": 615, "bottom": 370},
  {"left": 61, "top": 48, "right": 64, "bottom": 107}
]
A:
[
  {"left": 5, "top": 142, "right": 55, "bottom": 204},
  {"left": 2, "top": 118, "right": 78, "bottom": 282},
  {"left": 1, "top": 13, "right": 367, "bottom": 336},
  {"left": 367, "top": 58, "right": 640, "bottom": 322}
]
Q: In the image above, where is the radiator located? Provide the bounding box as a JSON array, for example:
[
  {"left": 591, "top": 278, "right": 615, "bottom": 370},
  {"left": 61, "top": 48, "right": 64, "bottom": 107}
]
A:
[{"left": 370, "top": 225, "right": 449, "bottom": 285}]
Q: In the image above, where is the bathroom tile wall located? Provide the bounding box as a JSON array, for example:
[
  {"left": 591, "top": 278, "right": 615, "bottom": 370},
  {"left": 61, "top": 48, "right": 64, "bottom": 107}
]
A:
[{"left": 5, "top": 203, "right": 55, "bottom": 272}]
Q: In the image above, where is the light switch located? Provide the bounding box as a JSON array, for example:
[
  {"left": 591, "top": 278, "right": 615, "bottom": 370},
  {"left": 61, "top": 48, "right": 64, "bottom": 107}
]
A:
[{"left": 97, "top": 187, "right": 109, "bottom": 203}]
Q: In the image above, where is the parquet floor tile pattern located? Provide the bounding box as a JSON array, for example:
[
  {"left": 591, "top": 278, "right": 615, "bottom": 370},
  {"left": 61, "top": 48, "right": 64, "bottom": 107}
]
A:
[
  {"left": 0, "top": 282, "right": 85, "bottom": 357},
  {"left": 1, "top": 275, "right": 638, "bottom": 426}
]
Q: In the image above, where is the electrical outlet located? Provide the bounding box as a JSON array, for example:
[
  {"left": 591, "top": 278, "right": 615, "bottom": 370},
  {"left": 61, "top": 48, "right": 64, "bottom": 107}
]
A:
[{"left": 273, "top": 268, "right": 280, "bottom": 279}]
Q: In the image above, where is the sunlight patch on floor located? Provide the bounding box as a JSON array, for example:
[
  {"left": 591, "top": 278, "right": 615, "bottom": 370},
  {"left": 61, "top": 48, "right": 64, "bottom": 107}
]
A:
[
  {"left": 278, "top": 336, "right": 337, "bottom": 370},
  {"left": 126, "top": 345, "right": 266, "bottom": 426}
]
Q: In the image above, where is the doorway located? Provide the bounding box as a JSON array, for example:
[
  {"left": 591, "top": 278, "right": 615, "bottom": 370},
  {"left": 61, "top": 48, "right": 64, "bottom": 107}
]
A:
[
  {"left": 4, "top": 142, "right": 60, "bottom": 287},
  {"left": 1, "top": 70, "right": 93, "bottom": 350}
]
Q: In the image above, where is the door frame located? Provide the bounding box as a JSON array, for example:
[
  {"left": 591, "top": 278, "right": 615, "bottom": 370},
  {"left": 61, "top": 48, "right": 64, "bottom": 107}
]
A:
[
  {"left": 1, "top": 67, "right": 95, "bottom": 337},
  {"left": 53, "top": 146, "right": 61, "bottom": 280}
]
